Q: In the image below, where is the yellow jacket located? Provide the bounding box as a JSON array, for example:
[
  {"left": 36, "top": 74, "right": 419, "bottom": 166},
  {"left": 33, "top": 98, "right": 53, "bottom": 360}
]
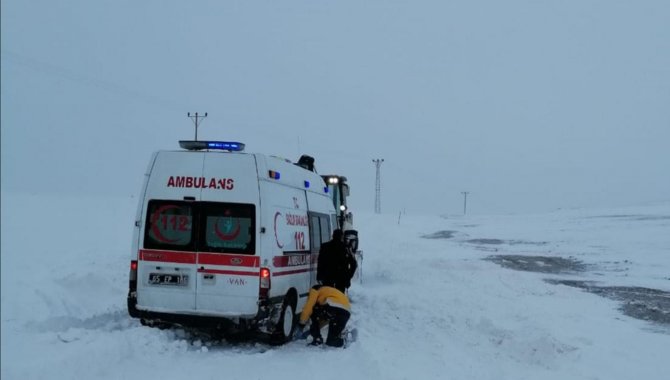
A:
[{"left": 299, "top": 286, "right": 351, "bottom": 324}]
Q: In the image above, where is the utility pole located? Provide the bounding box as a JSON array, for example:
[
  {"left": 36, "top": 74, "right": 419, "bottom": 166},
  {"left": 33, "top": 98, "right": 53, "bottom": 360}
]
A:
[
  {"left": 187, "top": 112, "right": 208, "bottom": 140},
  {"left": 461, "top": 191, "right": 470, "bottom": 215},
  {"left": 372, "top": 159, "right": 384, "bottom": 214}
]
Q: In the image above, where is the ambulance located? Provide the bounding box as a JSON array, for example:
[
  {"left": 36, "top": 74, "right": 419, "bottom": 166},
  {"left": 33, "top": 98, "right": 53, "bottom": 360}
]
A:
[{"left": 127, "top": 140, "right": 336, "bottom": 343}]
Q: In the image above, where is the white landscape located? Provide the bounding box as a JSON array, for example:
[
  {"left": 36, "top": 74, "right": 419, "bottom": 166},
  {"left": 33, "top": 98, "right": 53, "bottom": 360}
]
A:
[
  {"left": 2, "top": 193, "right": 668, "bottom": 380},
  {"left": 3, "top": 1, "right": 670, "bottom": 379}
]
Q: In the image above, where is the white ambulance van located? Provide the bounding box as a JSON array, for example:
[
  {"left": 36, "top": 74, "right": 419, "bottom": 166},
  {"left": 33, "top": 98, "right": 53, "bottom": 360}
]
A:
[{"left": 127, "top": 140, "right": 335, "bottom": 343}]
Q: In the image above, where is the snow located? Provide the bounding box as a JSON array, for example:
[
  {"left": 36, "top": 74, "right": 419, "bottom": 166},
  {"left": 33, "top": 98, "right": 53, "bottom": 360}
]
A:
[{"left": 2, "top": 192, "right": 669, "bottom": 379}]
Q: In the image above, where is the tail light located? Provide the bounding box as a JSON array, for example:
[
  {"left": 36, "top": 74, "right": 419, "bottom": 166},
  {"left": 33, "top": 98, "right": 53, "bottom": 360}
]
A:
[
  {"left": 128, "top": 260, "right": 139, "bottom": 317},
  {"left": 129, "top": 260, "right": 138, "bottom": 293},
  {"left": 130, "top": 260, "right": 138, "bottom": 280},
  {"left": 259, "top": 267, "right": 271, "bottom": 298}
]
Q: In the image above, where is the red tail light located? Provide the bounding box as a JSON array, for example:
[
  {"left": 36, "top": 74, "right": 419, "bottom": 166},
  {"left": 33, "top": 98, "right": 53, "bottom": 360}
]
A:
[
  {"left": 259, "top": 267, "right": 271, "bottom": 298},
  {"left": 130, "top": 260, "right": 138, "bottom": 281}
]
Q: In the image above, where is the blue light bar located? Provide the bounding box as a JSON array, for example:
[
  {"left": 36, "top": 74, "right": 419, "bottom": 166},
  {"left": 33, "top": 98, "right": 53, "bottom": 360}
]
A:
[{"left": 179, "top": 140, "right": 245, "bottom": 151}]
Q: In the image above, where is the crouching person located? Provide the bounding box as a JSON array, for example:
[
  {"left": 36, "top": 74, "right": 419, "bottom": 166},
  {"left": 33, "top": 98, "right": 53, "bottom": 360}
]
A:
[{"left": 299, "top": 285, "right": 351, "bottom": 347}]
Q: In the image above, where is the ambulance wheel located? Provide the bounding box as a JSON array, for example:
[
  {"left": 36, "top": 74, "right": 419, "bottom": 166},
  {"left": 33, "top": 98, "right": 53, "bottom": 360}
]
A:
[
  {"left": 271, "top": 294, "right": 296, "bottom": 345},
  {"left": 127, "top": 296, "right": 139, "bottom": 318},
  {"left": 140, "top": 319, "right": 170, "bottom": 330}
]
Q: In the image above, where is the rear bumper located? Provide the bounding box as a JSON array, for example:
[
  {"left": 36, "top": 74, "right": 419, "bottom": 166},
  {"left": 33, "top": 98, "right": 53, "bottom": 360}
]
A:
[{"left": 127, "top": 292, "right": 281, "bottom": 333}]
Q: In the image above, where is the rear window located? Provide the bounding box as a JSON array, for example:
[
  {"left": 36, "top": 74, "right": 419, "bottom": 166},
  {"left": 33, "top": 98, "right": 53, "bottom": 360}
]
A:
[
  {"left": 200, "top": 202, "right": 255, "bottom": 254},
  {"left": 144, "top": 201, "right": 194, "bottom": 250},
  {"left": 143, "top": 200, "right": 255, "bottom": 254}
]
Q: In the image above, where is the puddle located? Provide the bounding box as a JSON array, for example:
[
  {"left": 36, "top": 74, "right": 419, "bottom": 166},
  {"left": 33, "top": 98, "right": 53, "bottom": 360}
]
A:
[
  {"left": 483, "top": 255, "right": 670, "bottom": 327},
  {"left": 545, "top": 280, "right": 670, "bottom": 326},
  {"left": 422, "top": 230, "right": 458, "bottom": 239},
  {"left": 469, "top": 238, "right": 506, "bottom": 245},
  {"left": 586, "top": 215, "right": 670, "bottom": 222},
  {"left": 485, "top": 255, "right": 587, "bottom": 274},
  {"left": 467, "top": 239, "right": 549, "bottom": 246}
]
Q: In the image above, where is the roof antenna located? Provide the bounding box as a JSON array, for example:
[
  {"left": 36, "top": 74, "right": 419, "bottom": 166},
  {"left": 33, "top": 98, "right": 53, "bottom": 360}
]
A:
[{"left": 187, "top": 112, "right": 208, "bottom": 141}]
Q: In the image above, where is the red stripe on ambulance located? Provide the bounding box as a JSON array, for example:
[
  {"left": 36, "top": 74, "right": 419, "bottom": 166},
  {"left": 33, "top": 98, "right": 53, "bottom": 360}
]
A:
[
  {"left": 139, "top": 250, "right": 259, "bottom": 268},
  {"left": 198, "top": 253, "right": 259, "bottom": 267},
  {"left": 197, "top": 268, "right": 259, "bottom": 276},
  {"left": 273, "top": 268, "right": 311, "bottom": 276},
  {"left": 139, "top": 249, "right": 196, "bottom": 264},
  {"left": 273, "top": 254, "right": 310, "bottom": 267}
]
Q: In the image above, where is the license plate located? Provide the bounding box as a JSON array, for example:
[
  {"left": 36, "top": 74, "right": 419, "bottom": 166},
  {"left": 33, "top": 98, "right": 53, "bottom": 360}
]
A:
[{"left": 149, "top": 273, "right": 188, "bottom": 286}]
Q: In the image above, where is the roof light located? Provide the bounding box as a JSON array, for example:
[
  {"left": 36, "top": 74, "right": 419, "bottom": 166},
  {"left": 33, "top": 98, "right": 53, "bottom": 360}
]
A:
[
  {"left": 339, "top": 205, "right": 347, "bottom": 211},
  {"left": 269, "top": 170, "right": 280, "bottom": 180},
  {"left": 327, "top": 177, "right": 339, "bottom": 184},
  {"left": 179, "top": 140, "right": 245, "bottom": 151}
]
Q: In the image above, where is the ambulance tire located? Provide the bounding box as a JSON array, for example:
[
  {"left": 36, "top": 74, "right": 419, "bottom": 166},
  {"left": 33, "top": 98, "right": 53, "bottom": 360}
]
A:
[
  {"left": 270, "top": 294, "right": 296, "bottom": 345},
  {"left": 127, "top": 296, "right": 139, "bottom": 318},
  {"left": 140, "top": 318, "right": 170, "bottom": 330}
]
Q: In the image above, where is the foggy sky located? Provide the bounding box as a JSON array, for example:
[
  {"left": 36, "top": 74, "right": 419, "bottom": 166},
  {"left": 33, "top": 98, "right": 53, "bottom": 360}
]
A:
[{"left": 2, "top": 0, "right": 669, "bottom": 215}]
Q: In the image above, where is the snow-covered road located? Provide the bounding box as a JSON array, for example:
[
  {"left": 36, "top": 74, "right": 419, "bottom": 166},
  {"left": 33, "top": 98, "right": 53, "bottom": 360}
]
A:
[{"left": 2, "top": 193, "right": 669, "bottom": 379}]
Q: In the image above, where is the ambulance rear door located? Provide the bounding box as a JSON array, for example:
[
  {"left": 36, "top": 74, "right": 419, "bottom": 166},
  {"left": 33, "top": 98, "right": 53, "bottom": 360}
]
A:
[
  {"left": 136, "top": 151, "right": 203, "bottom": 314},
  {"left": 195, "top": 153, "right": 260, "bottom": 316}
]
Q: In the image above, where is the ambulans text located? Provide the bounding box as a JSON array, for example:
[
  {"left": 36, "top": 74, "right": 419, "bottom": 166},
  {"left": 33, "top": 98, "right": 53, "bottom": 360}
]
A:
[{"left": 167, "top": 176, "right": 234, "bottom": 190}]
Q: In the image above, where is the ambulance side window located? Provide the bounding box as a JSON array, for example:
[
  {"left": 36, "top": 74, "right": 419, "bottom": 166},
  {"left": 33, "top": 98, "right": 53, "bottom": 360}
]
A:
[
  {"left": 144, "top": 200, "right": 194, "bottom": 251},
  {"left": 199, "top": 202, "right": 255, "bottom": 254},
  {"left": 309, "top": 212, "right": 331, "bottom": 253},
  {"left": 309, "top": 215, "right": 321, "bottom": 253},
  {"left": 319, "top": 215, "right": 331, "bottom": 243}
]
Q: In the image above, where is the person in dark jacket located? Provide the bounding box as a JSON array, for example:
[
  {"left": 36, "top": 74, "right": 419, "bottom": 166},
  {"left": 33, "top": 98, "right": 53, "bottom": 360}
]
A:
[
  {"left": 299, "top": 285, "right": 351, "bottom": 347},
  {"left": 317, "top": 229, "right": 357, "bottom": 292}
]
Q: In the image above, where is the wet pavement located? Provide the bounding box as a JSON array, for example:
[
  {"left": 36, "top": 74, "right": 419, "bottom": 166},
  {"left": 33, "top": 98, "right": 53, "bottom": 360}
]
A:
[
  {"left": 422, "top": 230, "right": 459, "bottom": 239},
  {"left": 484, "top": 255, "right": 587, "bottom": 274},
  {"left": 486, "top": 254, "right": 670, "bottom": 328},
  {"left": 545, "top": 279, "right": 670, "bottom": 326},
  {"left": 467, "top": 238, "right": 549, "bottom": 246},
  {"left": 421, "top": 230, "right": 670, "bottom": 328}
]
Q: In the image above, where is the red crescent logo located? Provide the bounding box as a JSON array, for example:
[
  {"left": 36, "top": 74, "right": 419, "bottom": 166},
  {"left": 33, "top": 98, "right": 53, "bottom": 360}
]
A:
[
  {"left": 214, "top": 218, "right": 241, "bottom": 241},
  {"left": 150, "top": 205, "right": 181, "bottom": 243},
  {"left": 274, "top": 211, "right": 284, "bottom": 249}
]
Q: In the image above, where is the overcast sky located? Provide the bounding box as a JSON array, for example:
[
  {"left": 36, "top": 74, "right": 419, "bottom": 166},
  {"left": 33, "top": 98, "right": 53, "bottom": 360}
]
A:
[{"left": 2, "top": 0, "right": 668, "bottom": 215}]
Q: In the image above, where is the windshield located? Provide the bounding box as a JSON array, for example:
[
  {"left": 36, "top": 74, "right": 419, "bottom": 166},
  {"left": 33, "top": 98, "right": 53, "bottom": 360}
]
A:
[{"left": 328, "top": 184, "right": 343, "bottom": 211}]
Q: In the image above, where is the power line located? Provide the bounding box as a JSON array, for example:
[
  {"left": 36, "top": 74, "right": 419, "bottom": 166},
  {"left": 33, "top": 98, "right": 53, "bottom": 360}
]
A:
[
  {"left": 372, "top": 159, "right": 384, "bottom": 214},
  {"left": 461, "top": 191, "right": 470, "bottom": 215},
  {"left": 187, "top": 112, "right": 208, "bottom": 140}
]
